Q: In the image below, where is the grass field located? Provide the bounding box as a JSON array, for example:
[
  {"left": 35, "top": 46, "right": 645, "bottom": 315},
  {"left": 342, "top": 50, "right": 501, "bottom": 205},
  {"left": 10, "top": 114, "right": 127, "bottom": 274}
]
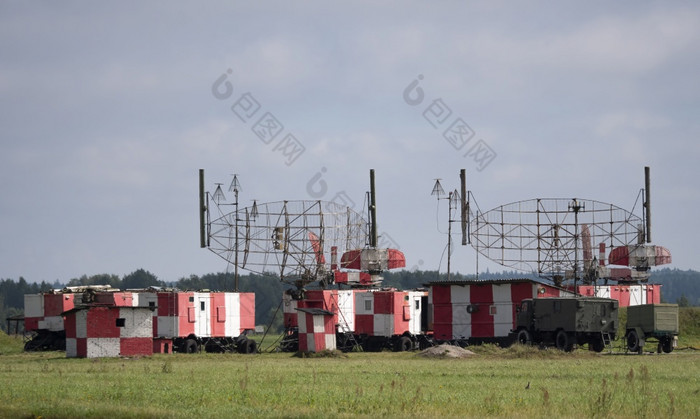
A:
[{"left": 1, "top": 308, "right": 698, "bottom": 418}]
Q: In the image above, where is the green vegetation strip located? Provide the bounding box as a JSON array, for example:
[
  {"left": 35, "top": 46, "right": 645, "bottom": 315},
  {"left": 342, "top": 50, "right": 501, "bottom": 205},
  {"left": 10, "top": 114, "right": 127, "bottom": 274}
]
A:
[{"left": 0, "top": 347, "right": 698, "bottom": 418}]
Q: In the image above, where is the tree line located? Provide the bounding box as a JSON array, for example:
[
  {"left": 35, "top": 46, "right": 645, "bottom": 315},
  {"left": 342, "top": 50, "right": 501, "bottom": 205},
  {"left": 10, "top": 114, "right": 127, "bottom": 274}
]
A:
[{"left": 2, "top": 267, "right": 698, "bottom": 333}]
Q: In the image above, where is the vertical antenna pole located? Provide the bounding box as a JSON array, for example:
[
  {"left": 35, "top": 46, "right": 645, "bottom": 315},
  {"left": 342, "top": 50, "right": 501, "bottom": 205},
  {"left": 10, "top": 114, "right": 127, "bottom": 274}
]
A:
[
  {"left": 447, "top": 192, "right": 453, "bottom": 281},
  {"left": 369, "top": 169, "right": 378, "bottom": 248},
  {"left": 644, "top": 166, "right": 651, "bottom": 243},
  {"left": 199, "top": 169, "right": 206, "bottom": 248},
  {"left": 234, "top": 187, "right": 239, "bottom": 292},
  {"left": 460, "top": 169, "right": 467, "bottom": 246}
]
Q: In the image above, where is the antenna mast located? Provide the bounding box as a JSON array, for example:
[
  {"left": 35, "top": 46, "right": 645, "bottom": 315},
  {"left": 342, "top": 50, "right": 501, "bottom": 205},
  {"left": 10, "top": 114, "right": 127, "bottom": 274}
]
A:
[
  {"left": 644, "top": 166, "right": 652, "bottom": 243},
  {"left": 369, "top": 169, "right": 378, "bottom": 248}
]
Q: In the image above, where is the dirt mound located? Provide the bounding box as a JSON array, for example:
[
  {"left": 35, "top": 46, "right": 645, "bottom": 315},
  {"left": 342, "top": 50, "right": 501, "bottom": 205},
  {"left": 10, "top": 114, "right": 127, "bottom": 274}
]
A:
[{"left": 418, "top": 344, "right": 475, "bottom": 359}]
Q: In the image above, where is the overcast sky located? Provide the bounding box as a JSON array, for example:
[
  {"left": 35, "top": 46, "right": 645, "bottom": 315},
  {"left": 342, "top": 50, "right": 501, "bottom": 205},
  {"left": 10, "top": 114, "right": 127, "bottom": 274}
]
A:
[{"left": 1, "top": 1, "right": 698, "bottom": 284}]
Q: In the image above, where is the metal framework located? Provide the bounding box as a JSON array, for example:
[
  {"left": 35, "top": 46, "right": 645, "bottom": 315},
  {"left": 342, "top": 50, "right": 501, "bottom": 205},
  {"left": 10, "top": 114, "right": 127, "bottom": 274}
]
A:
[
  {"left": 470, "top": 198, "right": 643, "bottom": 281},
  {"left": 207, "top": 200, "right": 368, "bottom": 286}
]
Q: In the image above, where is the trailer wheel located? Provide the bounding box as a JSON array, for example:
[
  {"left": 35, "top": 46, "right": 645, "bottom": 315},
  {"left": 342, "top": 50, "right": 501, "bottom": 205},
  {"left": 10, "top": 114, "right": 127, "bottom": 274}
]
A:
[
  {"left": 661, "top": 337, "right": 673, "bottom": 354},
  {"left": 555, "top": 330, "right": 573, "bottom": 352},
  {"left": 626, "top": 330, "right": 643, "bottom": 354},
  {"left": 184, "top": 339, "right": 198, "bottom": 354},
  {"left": 516, "top": 329, "right": 532, "bottom": 345},
  {"left": 395, "top": 336, "right": 412, "bottom": 352},
  {"left": 239, "top": 339, "right": 257, "bottom": 354}
]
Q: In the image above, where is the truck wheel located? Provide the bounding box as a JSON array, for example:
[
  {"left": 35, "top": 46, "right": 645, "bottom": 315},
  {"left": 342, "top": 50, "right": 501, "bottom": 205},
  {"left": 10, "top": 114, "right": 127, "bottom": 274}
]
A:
[
  {"left": 590, "top": 338, "right": 605, "bottom": 353},
  {"left": 516, "top": 329, "right": 532, "bottom": 345},
  {"left": 626, "top": 330, "right": 643, "bottom": 354},
  {"left": 184, "top": 339, "right": 198, "bottom": 354},
  {"left": 661, "top": 337, "right": 673, "bottom": 354},
  {"left": 555, "top": 330, "right": 573, "bottom": 352}
]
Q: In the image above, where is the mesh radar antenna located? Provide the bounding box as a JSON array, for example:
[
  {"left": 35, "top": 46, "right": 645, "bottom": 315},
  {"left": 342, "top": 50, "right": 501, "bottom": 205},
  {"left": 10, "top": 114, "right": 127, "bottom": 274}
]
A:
[
  {"left": 198, "top": 169, "right": 405, "bottom": 293},
  {"left": 448, "top": 167, "right": 671, "bottom": 287}
]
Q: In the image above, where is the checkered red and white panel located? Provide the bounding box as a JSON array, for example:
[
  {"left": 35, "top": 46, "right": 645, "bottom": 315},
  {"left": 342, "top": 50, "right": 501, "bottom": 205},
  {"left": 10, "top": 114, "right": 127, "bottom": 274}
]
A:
[
  {"left": 298, "top": 311, "right": 336, "bottom": 352},
  {"left": 65, "top": 306, "right": 153, "bottom": 358}
]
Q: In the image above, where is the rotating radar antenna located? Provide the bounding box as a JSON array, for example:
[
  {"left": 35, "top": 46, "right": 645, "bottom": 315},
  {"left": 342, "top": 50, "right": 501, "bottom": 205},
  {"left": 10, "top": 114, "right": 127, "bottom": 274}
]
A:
[
  {"left": 455, "top": 167, "right": 671, "bottom": 286},
  {"left": 471, "top": 198, "right": 643, "bottom": 285},
  {"left": 209, "top": 199, "right": 367, "bottom": 286},
  {"left": 198, "top": 169, "right": 406, "bottom": 292}
]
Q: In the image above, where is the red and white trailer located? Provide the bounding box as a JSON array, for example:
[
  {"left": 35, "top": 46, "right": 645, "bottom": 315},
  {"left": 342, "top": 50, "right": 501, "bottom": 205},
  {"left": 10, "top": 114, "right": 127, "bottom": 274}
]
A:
[
  {"left": 574, "top": 284, "right": 661, "bottom": 306},
  {"left": 281, "top": 288, "right": 428, "bottom": 352},
  {"left": 428, "top": 279, "right": 575, "bottom": 346},
  {"left": 23, "top": 286, "right": 114, "bottom": 351},
  {"left": 64, "top": 305, "right": 153, "bottom": 358},
  {"left": 24, "top": 288, "right": 257, "bottom": 355},
  {"left": 354, "top": 289, "right": 428, "bottom": 351},
  {"left": 138, "top": 290, "right": 256, "bottom": 354}
]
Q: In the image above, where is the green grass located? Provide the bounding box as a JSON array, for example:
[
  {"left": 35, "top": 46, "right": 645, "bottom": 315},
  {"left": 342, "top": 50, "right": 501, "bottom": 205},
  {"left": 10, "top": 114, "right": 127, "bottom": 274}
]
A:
[
  {"left": 0, "top": 307, "right": 697, "bottom": 418},
  {"left": 678, "top": 307, "right": 700, "bottom": 348},
  {"left": 0, "top": 348, "right": 698, "bottom": 418},
  {"left": 0, "top": 331, "right": 24, "bottom": 355}
]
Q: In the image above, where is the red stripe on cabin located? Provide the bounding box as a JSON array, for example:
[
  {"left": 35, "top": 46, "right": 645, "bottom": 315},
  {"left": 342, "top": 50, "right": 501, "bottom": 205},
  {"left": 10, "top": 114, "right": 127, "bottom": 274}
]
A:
[
  {"left": 240, "top": 293, "right": 255, "bottom": 331},
  {"left": 647, "top": 285, "right": 660, "bottom": 304},
  {"left": 211, "top": 293, "right": 226, "bottom": 337},
  {"left": 470, "top": 284, "right": 494, "bottom": 338},
  {"left": 179, "top": 293, "right": 195, "bottom": 336},
  {"left": 609, "top": 286, "right": 621, "bottom": 303},
  {"left": 393, "top": 292, "right": 409, "bottom": 335},
  {"left": 432, "top": 285, "right": 452, "bottom": 304},
  {"left": 618, "top": 287, "right": 631, "bottom": 307},
  {"left": 431, "top": 287, "right": 453, "bottom": 340}
]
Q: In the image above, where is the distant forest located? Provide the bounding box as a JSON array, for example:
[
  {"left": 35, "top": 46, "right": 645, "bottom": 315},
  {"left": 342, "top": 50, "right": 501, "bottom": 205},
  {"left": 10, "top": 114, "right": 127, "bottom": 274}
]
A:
[{"left": 2, "top": 267, "right": 698, "bottom": 333}]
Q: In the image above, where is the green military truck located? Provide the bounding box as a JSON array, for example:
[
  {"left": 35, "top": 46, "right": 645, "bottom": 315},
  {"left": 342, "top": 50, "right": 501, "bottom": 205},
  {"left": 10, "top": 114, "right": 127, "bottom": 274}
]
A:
[
  {"left": 625, "top": 304, "right": 679, "bottom": 354},
  {"left": 513, "top": 297, "right": 619, "bottom": 352}
]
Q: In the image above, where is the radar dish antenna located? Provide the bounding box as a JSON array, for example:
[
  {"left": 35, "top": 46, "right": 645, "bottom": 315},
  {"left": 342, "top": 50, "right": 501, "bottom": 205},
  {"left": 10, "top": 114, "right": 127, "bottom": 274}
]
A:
[
  {"left": 207, "top": 199, "right": 369, "bottom": 289},
  {"left": 471, "top": 198, "right": 645, "bottom": 286}
]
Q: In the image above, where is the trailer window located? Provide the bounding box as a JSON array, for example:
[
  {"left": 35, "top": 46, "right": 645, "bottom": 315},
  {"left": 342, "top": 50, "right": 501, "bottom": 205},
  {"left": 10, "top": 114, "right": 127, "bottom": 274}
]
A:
[
  {"left": 364, "top": 299, "right": 372, "bottom": 311},
  {"left": 489, "top": 305, "right": 497, "bottom": 315},
  {"left": 116, "top": 318, "right": 126, "bottom": 328},
  {"left": 415, "top": 299, "right": 420, "bottom": 310},
  {"left": 200, "top": 301, "right": 206, "bottom": 311},
  {"left": 189, "top": 296, "right": 194, "bottom": 302}
]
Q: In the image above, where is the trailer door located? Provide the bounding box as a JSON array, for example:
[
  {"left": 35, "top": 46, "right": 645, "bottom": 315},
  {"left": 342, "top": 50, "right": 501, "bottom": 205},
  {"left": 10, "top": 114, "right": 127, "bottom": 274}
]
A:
[{"left": 194, "top": 293, "right": 211, "bottom": 337}]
